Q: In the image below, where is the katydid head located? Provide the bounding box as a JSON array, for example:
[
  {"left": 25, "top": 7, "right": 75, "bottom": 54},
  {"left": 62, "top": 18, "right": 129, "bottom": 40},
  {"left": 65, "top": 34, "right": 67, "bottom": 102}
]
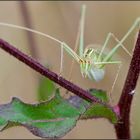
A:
[
  {"left": 79, "top": 58, "right": 105, "bottom": 82},
  {"left": 79, "top": 47, "right": 105, "bottom": 82},
  {"left": 79, "top": 59, "right": 92, "bottom": 78},
  {"left": 79, "top": 48, "right": 94, "bottom": 78}
]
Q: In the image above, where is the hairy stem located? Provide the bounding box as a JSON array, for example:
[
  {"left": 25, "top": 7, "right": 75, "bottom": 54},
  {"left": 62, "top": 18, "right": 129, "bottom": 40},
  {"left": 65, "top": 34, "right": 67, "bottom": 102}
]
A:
[
  {"left": 0, "top": 38, "right": 107, "bottom": 106},
  {"left": 114, "top": 31, "right": 140, "bottom": 139}
]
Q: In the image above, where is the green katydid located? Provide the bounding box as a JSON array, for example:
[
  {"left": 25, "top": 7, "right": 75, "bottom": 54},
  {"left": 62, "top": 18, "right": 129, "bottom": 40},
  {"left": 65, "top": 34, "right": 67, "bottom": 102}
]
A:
[{"left": 0, "top": 4, "right": 139, "bottom": 83}]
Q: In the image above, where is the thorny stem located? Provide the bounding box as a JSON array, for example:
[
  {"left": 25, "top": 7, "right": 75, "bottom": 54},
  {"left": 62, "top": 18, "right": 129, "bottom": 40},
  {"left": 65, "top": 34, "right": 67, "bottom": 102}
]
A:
[
  {"left": 114, "top": 31, "right": 140, "bottom": 139},
  {"left": 0, "top": 38, "right": 107, "bottom": 106}
]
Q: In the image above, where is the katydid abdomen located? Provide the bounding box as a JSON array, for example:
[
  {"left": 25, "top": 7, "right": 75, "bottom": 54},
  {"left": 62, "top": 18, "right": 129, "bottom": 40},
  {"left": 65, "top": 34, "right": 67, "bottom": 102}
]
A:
[{"left": 87, "top": 66, "right": 105, "bottom": 82}]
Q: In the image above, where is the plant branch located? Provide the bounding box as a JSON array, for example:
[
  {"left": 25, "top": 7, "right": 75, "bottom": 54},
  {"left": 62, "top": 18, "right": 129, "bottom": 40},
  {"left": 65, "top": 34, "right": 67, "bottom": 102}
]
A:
[
  {"left": 0, "top": 38, "right": 107, "bottom": 106},
  {"left": 114, "top": 31, "right": 140, "bottom": 139}
]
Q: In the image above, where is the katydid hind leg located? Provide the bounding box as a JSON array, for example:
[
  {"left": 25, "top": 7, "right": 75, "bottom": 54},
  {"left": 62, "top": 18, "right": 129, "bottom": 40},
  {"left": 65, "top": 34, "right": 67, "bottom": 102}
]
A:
[
  {"left": 132, "top": 29, "right": 140, "bottom": 54},
  {"left": 67, "top": 4, "right": 87, "bottom": 82},
  {"left": 97, "top": 32, "right": 126, "bottom": 62},
  {"left": 109, "top": 33, "right": 132, "bottom": 57},
  {"left": 97, "top": 33, "right": 113, "bottom": 62},
  {"left": 79, "top": 4, "right": 86, "bottom": 57},
  {"left": 109, "top": 63, "right": 122, "bottom": 104},
  {"left": 103, "top": 18, "right": 140, "bottom": 62}
]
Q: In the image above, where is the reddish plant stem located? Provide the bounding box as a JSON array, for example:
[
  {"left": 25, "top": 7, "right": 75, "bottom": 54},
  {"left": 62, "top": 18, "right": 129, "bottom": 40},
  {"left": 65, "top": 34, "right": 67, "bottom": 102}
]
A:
[
  {"left": 114, "top": 31, "right": 140, "bottom": 139},
  {"left": 0, "top": 38, "right": 106, "bottom": 106}
]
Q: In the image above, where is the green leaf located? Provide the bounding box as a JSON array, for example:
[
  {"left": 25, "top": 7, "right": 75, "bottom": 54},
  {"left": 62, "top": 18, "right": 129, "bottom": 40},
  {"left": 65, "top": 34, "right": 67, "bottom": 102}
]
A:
[
  {"left": 81, "top": 104, "right": 118, "bottom": 123},
  {"left": 38, "top": 77, "right": 56, "bottom": 102},
  {"left": 80, "top": 89, "right": 118, "bottom": 123},
  {"left": 68, "top": 89, "right": 118, "bottom": 124},
  {"left": 0, "top": 117, "right": 7, "bottom": 130},
  {"left": 88, "top": 89, "right": 108, "bottom": 102},
  {"left": 0, "top": 88, "right": 118, "bottom": 138},
  {"left": 0, "top": 89, "right": 81, "bottom": 138}
]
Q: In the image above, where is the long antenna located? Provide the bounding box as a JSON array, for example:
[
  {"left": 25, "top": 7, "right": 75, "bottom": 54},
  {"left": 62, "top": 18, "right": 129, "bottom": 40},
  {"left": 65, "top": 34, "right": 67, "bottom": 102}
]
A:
[{"left": 0, "top": 22, "right": 62, "bottom": 44}]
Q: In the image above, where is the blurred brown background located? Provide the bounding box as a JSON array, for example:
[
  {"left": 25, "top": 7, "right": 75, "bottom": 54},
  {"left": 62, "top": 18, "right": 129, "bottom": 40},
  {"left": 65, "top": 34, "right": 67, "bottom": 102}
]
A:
[{"left": 0, "top": 1, "right": 140, "bottom": 139}]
